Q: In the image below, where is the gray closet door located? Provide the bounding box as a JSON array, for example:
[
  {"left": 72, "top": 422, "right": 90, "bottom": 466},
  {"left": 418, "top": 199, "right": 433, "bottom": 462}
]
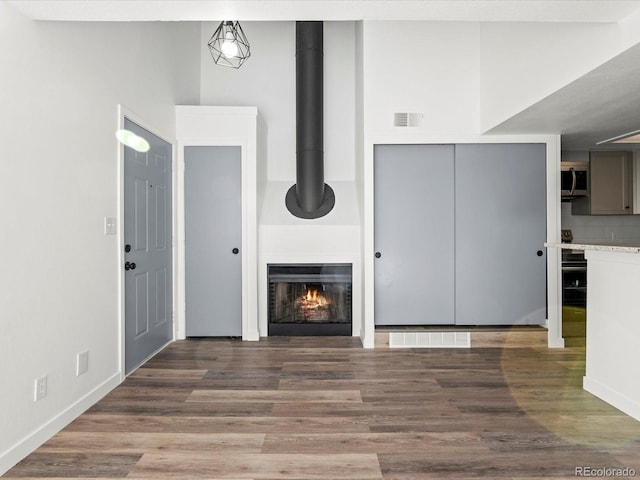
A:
[
  {"left": 185, "top": 146, "right": 242, "bottom": 336},
  {"left": 374, "top": 144, "right": 455, "bottom": 325},
  {"left": 123, "top": 119, "right": 173, "bottom": 374},
  {"left": 455, "top": 143, "right": 546, "bottom": 326}
]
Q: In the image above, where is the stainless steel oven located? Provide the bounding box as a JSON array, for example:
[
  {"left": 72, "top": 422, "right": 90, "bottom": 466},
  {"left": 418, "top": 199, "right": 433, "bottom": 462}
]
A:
[{"left": 561, "top": 249, "right": 587, "bottom": 336}]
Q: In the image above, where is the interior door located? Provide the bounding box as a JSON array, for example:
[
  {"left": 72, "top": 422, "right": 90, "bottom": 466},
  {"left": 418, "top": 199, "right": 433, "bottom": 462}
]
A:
[
  {"left": 374, "top": 144, "right": 455, "bottom": 325},
  {"left": 123, "top": 119, "right": 173, "bottom": 374},
  {"left": 185, "top": 146, "right": 242, "bottom": 336},
  {"left": 455, "top": 143, "right": 546, "bottom": 325}
]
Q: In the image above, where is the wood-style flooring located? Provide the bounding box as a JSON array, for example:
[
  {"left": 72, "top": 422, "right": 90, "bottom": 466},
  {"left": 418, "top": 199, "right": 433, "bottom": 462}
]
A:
[{"left": 5, "top": 336, "right": 640, "bottom": 479}]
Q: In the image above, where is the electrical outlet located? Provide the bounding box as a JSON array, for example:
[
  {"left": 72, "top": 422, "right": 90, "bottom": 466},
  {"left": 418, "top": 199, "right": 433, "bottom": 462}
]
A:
[
  {"left": 34, "top": 376, "right": 47, "bottom": 402},
  {"left": 76, "top": 350, "right": 89, "bottom": 376}
]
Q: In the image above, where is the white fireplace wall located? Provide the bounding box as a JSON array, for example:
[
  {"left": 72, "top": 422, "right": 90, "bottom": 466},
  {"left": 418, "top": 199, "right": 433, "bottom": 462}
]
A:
[{"left": 259, "top": 181, "right": 361, "bottom": 337}]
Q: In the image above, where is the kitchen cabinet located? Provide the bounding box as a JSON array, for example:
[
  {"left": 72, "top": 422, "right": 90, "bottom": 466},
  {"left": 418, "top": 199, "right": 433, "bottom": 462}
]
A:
[
  {"left": 572, "top": 151, "right": 633, "bottom": 215},
  {"left": 374, "top": 143, "right": 547, "bottom": 326},
  {"left": 583, "top": 248, "right": 640, "bottom": 421}
]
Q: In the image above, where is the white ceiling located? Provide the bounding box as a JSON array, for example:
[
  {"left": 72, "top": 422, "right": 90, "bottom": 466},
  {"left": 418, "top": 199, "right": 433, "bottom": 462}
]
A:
[
  {"left": 10, "top": 0, "right": 640, "bottom": 150},
  {"left": 487, "top": 41, "right": 640, "bottom": 150},
  {"left": 9, "top": 0, "right": 640, "bottom": 23}
]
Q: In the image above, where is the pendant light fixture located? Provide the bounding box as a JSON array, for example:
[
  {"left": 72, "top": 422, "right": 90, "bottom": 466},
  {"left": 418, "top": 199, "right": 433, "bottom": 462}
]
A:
[{"left": 208, "top": 21, "right": 251, "bottom": 69}]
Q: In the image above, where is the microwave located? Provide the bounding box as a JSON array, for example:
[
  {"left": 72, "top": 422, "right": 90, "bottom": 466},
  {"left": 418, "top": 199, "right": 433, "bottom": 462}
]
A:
[{"left": 561, "top": 162, "right": 589, "bottom": 197}]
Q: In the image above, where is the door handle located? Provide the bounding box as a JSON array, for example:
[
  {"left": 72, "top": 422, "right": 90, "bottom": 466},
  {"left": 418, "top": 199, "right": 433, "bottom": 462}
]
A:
[
  {"left": 232, "top": 248, "right": 239, "bottom": 255},
  {"left": 570, "top": 167, "right": 576, "bottom": 195},
  {"left": 375, "top": 252, "right": 382, "bottom": 258},
  {"left": 125, "top": 261, "right": 137, "bottom": 271}
]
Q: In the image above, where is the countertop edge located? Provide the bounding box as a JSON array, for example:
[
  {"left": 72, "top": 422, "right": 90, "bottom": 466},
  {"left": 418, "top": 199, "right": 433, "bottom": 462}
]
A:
[{"left": 544, "top": 242, "right": 640, "bottom": 253}]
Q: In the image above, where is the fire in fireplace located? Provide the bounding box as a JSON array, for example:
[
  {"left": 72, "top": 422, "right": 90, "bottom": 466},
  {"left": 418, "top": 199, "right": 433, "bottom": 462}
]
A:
[{"left": 268, "top": 263, "right": 352, "bottom": 335}]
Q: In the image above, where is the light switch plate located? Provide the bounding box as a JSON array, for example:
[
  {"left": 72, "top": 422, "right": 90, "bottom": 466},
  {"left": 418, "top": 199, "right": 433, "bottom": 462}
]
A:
[
  {"left": 104, "top": 217, "right": 116, "bottom": 235},
  {"left": 76, "top": 350, "right": 89, "bottom": 376}
]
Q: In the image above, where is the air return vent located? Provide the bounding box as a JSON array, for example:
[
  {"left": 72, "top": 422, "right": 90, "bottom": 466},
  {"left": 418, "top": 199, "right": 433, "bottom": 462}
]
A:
[
  {"left": 394, "top": 112, "right": 423, "bottom": 127},
  {"left": 389, "top": 331, "right": 470, "bottom": 348}
]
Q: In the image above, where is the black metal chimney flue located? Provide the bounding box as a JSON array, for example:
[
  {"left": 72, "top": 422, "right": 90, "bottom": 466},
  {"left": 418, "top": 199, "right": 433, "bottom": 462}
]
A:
[{"left": 286, "top": 21, "right": 335, "bottom": 219}]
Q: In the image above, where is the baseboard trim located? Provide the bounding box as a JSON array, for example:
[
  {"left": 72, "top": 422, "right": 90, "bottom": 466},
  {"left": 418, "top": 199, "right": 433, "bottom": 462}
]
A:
[
  {"left": 361, "top": 331, "right": 374, "bottom": 349},
  {"left": 0, "top": 372, "right": 121, "bottom": 476},
  {"left": 243, "top": 329, "right": 260, "bottom": 341},
  {"left": 583, "top": 375, "right": 640, "bottom": 422}
]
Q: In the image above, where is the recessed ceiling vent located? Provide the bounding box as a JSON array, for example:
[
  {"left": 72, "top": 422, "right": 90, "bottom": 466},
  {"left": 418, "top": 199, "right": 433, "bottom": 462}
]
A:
[
  {"left": 394, "top": 112, "right": 424, "bottom": 127},
  {"left": 286, "top": 21, "right": 335, "bottom": 220}
]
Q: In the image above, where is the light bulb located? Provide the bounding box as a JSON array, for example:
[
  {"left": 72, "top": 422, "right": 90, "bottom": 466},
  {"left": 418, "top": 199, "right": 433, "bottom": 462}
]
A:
[{"left": 221, "top": 31, "right": 239, "bottom": 58}]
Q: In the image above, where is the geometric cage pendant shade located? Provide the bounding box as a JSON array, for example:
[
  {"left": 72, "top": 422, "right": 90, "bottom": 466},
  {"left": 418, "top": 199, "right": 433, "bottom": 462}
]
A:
[{"left": 207, "top": 21, "right": 251, "bottom": 69}]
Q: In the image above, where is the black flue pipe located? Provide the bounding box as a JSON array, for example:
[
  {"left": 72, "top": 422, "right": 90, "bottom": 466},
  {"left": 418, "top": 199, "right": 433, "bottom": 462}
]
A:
[{"left": 286, "top": 21, "right": 335, "bottom": 219}]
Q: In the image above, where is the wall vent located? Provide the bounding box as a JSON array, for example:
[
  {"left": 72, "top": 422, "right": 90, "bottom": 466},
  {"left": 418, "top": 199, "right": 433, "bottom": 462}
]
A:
[
  {"left": 394, "top": 112, "right": 423, "bottom": 127},
  {"left": 389, "top": 331, "right": 470, "bottom": 348}
]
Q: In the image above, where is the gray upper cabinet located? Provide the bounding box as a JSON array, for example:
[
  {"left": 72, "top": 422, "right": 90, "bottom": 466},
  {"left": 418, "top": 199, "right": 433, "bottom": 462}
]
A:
[
  {"left": 374, "top": 143, "right": 547, "bottom": 327},
  {"left": 573, "top": 151, "right": 633, "bottom": 215}
]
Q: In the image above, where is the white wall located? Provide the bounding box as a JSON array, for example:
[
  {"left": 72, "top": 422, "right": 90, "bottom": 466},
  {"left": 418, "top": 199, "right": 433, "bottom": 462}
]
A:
[
  {"left": 0, "top": 4, "right": 200, "bottom": 473},
  {"left": 200, "top": 21, "right": 356, "bottom": 182},
  {"left": 363, "top": 21, "right": 481, "bottom": 137}
]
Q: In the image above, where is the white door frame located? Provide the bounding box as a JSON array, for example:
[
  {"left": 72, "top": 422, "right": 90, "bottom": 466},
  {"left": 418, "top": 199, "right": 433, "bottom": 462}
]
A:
[
  {"left": 174, "top": 106, "right": 261, "bottom": 342},
  {"left": 117, "top": 104, "right": 178, "bottom": 380},
  {"left": 363, "top": 134, "right": 562, "bottom": 348},
  {"left": 175, "top": 139, "right": 249, "bottom": 340}
]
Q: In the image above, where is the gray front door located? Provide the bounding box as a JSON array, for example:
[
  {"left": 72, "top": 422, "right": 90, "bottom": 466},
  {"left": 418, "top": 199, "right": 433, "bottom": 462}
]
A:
[
  {"left": 123, "top": 119, "right": 173, "bottom": 374},
  {"left": 185, "top": 146, "right": 242, "bottom": 337},
  {"left": 374, "top": 144, "right": 456, "bottom": 325}
]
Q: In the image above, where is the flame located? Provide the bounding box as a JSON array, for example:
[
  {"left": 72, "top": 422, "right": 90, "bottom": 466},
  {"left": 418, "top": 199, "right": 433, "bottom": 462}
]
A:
[{"left": 302, "top": 288, "right": 327, "bottom": 307}]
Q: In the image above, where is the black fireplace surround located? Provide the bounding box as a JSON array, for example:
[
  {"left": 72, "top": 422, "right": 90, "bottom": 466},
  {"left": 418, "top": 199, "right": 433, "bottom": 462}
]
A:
[{"left": 268, "top": 263, "right": 352, "bottom": 336}]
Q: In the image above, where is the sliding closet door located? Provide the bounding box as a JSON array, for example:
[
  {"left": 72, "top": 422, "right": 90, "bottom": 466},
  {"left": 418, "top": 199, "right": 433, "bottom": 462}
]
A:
[
  {"left": 455, "top": 144, "right": 546, "bottom": 326},
  {"left": 374, "top": 144, "right": 455, "bottom": 325}
]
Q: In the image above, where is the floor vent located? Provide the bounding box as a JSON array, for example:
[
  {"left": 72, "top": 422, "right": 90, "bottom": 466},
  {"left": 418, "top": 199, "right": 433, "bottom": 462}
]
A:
[{"left": 389, "top": 331, "right": 471, "bottom": 348}]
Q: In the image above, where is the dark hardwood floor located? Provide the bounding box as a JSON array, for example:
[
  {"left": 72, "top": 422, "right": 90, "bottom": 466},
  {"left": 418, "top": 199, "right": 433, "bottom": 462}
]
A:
[{"left": 4, "top": 336, "right": 640, "bottom": 479}]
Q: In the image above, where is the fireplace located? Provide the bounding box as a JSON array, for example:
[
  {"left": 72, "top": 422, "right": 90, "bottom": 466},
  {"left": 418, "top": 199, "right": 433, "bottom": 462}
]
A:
[{"left": 268, "top": 263, "right": 352, "bottom": 335}]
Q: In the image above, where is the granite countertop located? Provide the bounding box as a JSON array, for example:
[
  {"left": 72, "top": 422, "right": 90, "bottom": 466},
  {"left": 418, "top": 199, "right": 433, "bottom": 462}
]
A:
[{"left": 545, "top": 241, "right": 640, "bottom": 254}]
